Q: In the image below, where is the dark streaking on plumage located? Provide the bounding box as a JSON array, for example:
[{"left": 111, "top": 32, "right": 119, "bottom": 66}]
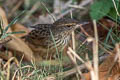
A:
[{"left": 25, "top": 18, "right": 80, "bottom": 59}]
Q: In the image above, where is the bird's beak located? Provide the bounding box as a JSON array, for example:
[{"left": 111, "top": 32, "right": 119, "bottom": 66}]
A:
[{"left": 75, "top": 22, "right": 89, "bottom": 28}]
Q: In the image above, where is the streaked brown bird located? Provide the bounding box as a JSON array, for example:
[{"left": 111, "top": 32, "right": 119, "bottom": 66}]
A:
[{"left": 25, "top": 18, "right": 84, "bottom": 60}]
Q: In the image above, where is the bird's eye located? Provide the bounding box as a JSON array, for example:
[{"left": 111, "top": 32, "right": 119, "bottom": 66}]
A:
[
  {"left": 65, "top": 24, "right": 73, "bottom": 27},
  {"left": 67, "top": 25, "right": 71, "bottom": 27},
  {"left": 65, "top": 23, "right": 75, "bottom": 27}
]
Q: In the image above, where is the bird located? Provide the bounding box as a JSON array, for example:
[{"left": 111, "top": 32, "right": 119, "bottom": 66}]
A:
[{"left": 25, "top": 18, "right": 84, "bottom": 60}]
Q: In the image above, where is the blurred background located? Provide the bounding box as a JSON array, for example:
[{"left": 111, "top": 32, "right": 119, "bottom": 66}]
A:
[
  {"left": 1, "top": 0, "right": 119, "bottom": 27},
  {"left": 1, "top": 0, "right": 91, "bottom": 27}
]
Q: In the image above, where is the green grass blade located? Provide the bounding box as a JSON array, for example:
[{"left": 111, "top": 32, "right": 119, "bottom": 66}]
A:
[
  {"left": 104, "top": 28, "right": 112, "bottom": 43},
  {"left": 7, "top": 31, "right": 25, "bottom": 34},
  {"left": 3, "top": 11, "right": 26, "bottom": 34},
  {"left": 49, "top": 29, "right": 59, "bottom": 55},
  {"left": 1, "top": 31, "right": 25, "bottom": 39}
]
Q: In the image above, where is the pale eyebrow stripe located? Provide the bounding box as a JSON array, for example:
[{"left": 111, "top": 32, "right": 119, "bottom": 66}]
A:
[{"left": 59, "top": 23, "right": 76, "bottom": 26}]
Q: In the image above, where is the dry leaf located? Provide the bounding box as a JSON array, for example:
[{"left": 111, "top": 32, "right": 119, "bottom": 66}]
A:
[
  {"left": 0, "top": 7, "right": 35, "bottom": 61},
  {"left": 81, "top": 54, "right": 120, "bottom": 80},
  {"left": 11, "top": 23, "right": 30, "bottom": 37}
]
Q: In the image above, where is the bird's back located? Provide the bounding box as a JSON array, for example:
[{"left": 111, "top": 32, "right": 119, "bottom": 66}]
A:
[{"left": 26, "top": 24, "right": 53, "bottom": 48}]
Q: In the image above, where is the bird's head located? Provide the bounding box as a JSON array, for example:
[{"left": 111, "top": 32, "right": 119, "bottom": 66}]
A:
[{"left": 53, "top": 18, "right": 79, "bottom": 32}]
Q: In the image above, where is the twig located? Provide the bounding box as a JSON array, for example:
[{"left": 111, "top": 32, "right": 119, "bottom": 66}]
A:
[{"left": 79, "top": 24, "right": 91, "bottom": 37}]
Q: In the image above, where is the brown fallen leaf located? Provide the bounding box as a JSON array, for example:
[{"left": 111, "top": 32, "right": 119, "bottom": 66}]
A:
[
  {"left": 0, "top": 51, "right": 13, "bottom": 61},
  {"left": 11, "top": 23, "right": 30, "bottom": 38},
  {"left": 81, "top": 52, "right": 120, "bottom": 80},
  {"left": 0, "top": 7, "right": 35, "bottom": 61}
]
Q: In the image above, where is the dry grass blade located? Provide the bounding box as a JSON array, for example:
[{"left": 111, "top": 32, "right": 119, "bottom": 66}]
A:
[
  {"left": 8, "top": 0, "right": 24, "bottom": 18},
  {"left": 115, "top": 43, "right": 120, "bottom": 63},
  {"left": 92, "top": 20, "right": 99, "bottom": 80},
  {"left": 68, "top": 47, "right": 85, "bottom": 63},
  {"left": 70, "top": 12, "right": 81, "bottom": 79},
  {"left": 68, "top": 47, "right": 93, "bottom": 70},
  {"left": 112, "top": 0, "right": 120, "bottom": 16},
  {"left": 21, "top": 1, "right": 40, "bottom": 23},
  {"left": 67, "top": 47, "right": 97, "bottom": 80},
  {"left": 3, "top": 57, "right": 19, "bottom": 68},
  {"left": 68, "top": 4, "right": 85, "bottom": 9},
  {"left": 3, "top": 57, "right": 19, "bottom": 80},
  {"left": 99, "top": 44, "right": 113, "bottom": 55},
  {"left": 57, "top": 0, "right": 91, "bottom": 19},
  {"left": 41, "top": 2, "right": 56, "bottom": 22},
  {"left": 12, "top": 65, "right": 33, "bottom": 80},
  {"left": 67, "top": 50, "right": 85, "bottom": 80}
]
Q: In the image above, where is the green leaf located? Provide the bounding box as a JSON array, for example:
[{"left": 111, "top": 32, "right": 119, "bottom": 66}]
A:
[{"left": 90, "top": 0, "right": 112, "bottom": 20}]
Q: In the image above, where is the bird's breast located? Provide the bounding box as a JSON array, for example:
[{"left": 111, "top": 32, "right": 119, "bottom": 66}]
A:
[{"left": 49, "top": 35, "right": 70, "bottom": 50}]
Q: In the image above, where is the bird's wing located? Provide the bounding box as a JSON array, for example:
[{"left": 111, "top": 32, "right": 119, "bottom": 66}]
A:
[
  {"left": 25, "top": 24, "right": 53, "bottom": 48},
  {"left": 30, "top": 24, "right": 52, "bottom": 37}
]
